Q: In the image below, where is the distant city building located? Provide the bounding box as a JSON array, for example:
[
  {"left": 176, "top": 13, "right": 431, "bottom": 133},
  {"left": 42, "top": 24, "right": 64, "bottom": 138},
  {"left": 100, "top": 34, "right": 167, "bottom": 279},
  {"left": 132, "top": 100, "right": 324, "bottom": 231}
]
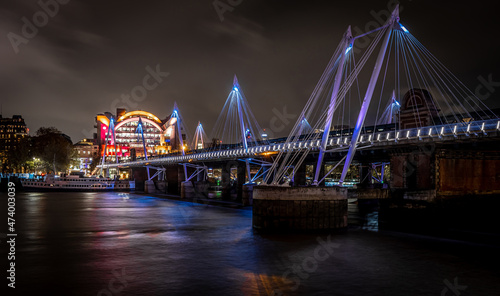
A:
[
  {"left": 73, "top": 138, "right": 98, "bottom": 175},
  {"left": 95, "top": 109, "right": 186, "bottom": 161},
  {"left": 261, "top": 129, "right": 268, "bottom": 141},
  {"left": 0, "top": 115, "right": 29, "bottom": 173},
  {"left": 399, "top": 88, "right": 440, "bottom": 129}
]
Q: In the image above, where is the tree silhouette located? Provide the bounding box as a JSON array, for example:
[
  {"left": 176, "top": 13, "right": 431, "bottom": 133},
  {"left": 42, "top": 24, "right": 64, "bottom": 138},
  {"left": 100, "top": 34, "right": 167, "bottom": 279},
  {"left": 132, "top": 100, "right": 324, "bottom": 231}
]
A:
[{"left": 32, "top": 127, "right": 78, "bottom": 173}]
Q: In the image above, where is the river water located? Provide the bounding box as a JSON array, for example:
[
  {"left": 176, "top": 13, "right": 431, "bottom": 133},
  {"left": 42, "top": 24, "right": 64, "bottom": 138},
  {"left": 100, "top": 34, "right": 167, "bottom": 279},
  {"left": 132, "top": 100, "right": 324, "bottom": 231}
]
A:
[{"left": 1, "top": 191, "right": 499, "bottom": 295}]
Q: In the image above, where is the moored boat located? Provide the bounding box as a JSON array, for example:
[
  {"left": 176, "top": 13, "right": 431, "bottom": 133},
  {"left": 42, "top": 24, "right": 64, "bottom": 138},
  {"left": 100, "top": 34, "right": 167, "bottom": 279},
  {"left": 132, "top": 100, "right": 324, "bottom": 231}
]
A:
[{"left": 21, "top": 174, "right": 135, "bottom": 191}]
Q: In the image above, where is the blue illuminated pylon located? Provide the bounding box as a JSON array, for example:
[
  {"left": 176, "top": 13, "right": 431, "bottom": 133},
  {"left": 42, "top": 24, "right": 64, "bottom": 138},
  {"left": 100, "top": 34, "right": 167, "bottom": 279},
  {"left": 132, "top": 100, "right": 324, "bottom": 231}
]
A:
[
  {"left": 377, "top": 90, "right": 401, "bottom": 125},
  {"left": 299, "top": 117, "right": 312, "bottom": 135},
  {"left": 233, "top": 75, "right": 240, "bottom": 92},
  {"left": 232, "top": 75, "right": 249, "bottom": 151},
  {"left": 312, "top": 26, "right": 352, "bottom": 186},
  {"left": 171, "top": 102, "right": 188, "bottom": 180},
  {"left": 193, "top": 121, "right": 208, "bottom": 150},
  {"left": 339, "top": 5, "right": 400, "bottom": 185},
  {"left": 210, "top": 75, "right": 267, "bottom": 182},
  {"left": 212, "top": 75, "right": 265, "bottom": 150},
  {"left": 136, "top": 117, "right": 148, "bottom": 161}
]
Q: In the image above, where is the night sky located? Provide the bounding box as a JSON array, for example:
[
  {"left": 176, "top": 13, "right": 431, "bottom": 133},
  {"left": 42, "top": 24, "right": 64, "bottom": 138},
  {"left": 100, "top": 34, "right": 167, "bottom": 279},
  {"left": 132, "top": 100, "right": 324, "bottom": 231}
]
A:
[{"left": 1, "top": 0, "right": 499, "bottom": 142}]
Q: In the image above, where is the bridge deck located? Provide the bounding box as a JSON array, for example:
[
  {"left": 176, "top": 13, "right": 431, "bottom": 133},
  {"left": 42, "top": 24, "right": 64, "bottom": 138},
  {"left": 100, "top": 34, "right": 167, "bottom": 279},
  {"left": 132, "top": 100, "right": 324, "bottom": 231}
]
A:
[{"left": 99, "top": 119, "right": 500, "bottom": 168}]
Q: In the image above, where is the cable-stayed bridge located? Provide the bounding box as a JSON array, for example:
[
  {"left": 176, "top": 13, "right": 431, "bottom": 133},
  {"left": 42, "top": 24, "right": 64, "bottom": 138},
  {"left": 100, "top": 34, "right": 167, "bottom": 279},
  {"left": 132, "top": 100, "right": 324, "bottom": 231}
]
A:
[
  {"left": 101, "top": 118, "right": 499, "bottom": 167},
  {"left": 98, "top": 5, "right": 499, "bottom": 193}
]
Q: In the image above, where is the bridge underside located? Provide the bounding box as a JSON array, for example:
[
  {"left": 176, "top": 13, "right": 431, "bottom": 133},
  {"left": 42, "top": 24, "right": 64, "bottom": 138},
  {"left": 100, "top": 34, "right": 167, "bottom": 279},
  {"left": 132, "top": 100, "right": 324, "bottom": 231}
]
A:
[{"left": 119, "top": 134, "right": 500, "bottom": 203}]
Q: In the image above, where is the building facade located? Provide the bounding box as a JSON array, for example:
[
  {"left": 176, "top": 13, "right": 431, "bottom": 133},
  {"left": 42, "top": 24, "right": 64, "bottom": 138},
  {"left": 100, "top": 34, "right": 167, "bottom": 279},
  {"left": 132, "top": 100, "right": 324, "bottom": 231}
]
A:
[
  {"left": 95, "top": 108, "right": 186, "bottom": 162},
  {"left": 73, "top": 138, "right": 99, "bottom": 175},
  {"left": 0, "top": 115, "right": 29, "bottom": 173}
]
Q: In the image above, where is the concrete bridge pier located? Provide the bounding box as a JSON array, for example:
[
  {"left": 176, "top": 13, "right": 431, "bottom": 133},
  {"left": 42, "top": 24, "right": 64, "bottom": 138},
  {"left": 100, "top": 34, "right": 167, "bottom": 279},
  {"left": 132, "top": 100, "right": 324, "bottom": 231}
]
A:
[
  {"left": 180, "top": 165, "right": 205, "bottom": 199},
  {"left": 221, "top": 162, "right": 232, "bottom": 200},
  {"left": 236, "top": 161, "right": 246, "bottom": 202},
  {"left": 180, "top": 181, "right": 194, "bottom": 198},
  {"left": 220, "top": 161, "right": 247, "bottom": 202},
  {"left": 181, "top": 168, "right": 210, "bottom": 199},
  {"left": 144, "top": 180, "right": 155, "bottom": 193},
  {"left": 155, "top": 180, "right": 167, "bottom": 193},
  {"left": 242, "top": 184, "right": 254, "bottom": 206},
  {"left": 131, "top": 166, "right": 168, "bottom": 194},
  {"left": 132, "top": 167, "right": 148, "bottom": 192},
  {"left": 253, "top": 186, "right": 348, "bottom": 232},
  {"left": 358, "top": 161, "right": 372, "bottom": 188}
]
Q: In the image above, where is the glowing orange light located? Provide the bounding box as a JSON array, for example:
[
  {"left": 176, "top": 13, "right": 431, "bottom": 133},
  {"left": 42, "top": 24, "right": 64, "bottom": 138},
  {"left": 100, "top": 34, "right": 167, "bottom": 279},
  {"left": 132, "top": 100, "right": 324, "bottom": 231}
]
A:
[
  {"left": 117, "top": 111, "right": 161, "bottom": 123},
  {"left": 97, "top": 115, "right": 110, "bottom": 127}
]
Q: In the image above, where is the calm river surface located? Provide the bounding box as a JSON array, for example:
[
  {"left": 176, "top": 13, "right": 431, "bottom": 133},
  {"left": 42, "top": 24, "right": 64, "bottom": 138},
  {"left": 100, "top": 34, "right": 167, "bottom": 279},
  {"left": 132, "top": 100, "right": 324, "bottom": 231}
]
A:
[{"left": 1, "top": 192, "right": 499, "bottom": 295}]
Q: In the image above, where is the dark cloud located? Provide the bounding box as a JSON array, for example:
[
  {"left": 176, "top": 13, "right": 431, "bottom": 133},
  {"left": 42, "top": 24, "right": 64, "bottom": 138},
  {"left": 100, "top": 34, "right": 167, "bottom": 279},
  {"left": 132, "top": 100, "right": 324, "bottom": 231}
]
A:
[{"left": 1, "top": 0, "right": 499, "bottom": 142}]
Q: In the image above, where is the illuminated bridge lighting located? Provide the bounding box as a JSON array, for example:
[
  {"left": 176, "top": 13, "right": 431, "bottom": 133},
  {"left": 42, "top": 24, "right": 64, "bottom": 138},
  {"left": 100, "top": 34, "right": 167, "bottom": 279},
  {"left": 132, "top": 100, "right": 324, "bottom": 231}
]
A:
[
  {"left": 98, "top": 119, "right": 499, "bottom": 170},
  {"left": 400, "top": 23, "right": 409, "bottom": 33},
  {"left": 345, "top": 45, "right": 352, "bottom": 54}
]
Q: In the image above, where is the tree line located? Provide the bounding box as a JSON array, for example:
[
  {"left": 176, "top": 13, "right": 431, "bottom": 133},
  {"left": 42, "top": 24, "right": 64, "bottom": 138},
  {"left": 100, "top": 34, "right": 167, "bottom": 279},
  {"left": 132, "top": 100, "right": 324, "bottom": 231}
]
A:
[{"left": 3, "top": 127, "right": 79, "bottom": 174}]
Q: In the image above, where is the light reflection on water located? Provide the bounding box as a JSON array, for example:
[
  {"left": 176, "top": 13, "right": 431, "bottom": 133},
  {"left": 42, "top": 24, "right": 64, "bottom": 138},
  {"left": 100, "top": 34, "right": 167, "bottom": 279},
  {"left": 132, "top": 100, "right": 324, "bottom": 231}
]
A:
[
  {"left": 5, "top": 191, "right": 499, "bottom": 296},
  {"left": 348, "top": 198, "right": 379, "bottom": 232}
]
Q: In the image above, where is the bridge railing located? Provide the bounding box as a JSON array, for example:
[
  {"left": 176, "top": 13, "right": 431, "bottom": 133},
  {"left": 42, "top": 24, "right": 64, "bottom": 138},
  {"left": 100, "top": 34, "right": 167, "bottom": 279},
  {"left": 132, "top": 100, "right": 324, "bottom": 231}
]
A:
[{"left": 98, "top": 119, "right": 499, "bottom": 168}]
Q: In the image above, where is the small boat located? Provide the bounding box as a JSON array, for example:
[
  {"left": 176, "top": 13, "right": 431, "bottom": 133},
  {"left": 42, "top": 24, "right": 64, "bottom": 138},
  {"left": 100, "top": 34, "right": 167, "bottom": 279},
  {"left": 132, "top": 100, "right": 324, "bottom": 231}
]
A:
[{"left": 21, "top": 174, "right": 135, "bottom": 192}]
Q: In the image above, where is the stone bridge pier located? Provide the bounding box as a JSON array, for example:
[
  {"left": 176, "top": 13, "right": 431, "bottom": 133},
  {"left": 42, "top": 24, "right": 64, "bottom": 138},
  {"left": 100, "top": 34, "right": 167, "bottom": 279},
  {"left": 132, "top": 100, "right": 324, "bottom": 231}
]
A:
[
  {"left": 253, "top": 186, "right": 348, "bottom": 232},
  {"left": 220, "top": 160, "right": 247, "bottom": 201},
  {"left": 131, "top": 166, "right": 168, "bottom": 194}
]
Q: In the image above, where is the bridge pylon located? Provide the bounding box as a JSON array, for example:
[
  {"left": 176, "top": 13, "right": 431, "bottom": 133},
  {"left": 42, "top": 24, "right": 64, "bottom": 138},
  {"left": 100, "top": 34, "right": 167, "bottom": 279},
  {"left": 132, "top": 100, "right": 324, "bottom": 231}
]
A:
[
  {"left": 339, "top": 5, "right": 400, "bottom": 185},
  {"left": 312, "top": 26, "right": 353, "bottom": 186},
  {"left": 211, "top": 75, "right": 267, "bottom": 183}
]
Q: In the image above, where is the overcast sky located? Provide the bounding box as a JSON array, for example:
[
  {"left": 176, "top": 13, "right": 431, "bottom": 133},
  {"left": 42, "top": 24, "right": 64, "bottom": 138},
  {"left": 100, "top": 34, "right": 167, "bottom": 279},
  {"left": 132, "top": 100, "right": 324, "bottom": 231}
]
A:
[{"left": 1, "top": 0, "right": 499, "bottom": 142}]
